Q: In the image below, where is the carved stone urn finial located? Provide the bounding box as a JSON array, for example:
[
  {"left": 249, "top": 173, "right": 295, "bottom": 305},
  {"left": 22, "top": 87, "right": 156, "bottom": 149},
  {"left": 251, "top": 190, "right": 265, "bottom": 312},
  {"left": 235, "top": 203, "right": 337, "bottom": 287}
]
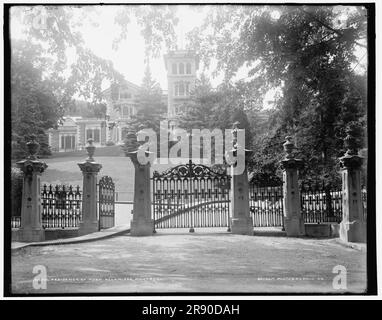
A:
[
  {"left": 26, "top": 135, "right": 40, "bottom": 160},
  {"left": 283, "top": 136, "right": 294, "bottom": 159},
  {"left": 344, "top": 124, "right": 359, "bottom": 156},
  {"left": 85, "top": 138, "right": 96, "bottom": 162},
  {"left": 339, "top": 123, "right": 363, "bottom": 169}
]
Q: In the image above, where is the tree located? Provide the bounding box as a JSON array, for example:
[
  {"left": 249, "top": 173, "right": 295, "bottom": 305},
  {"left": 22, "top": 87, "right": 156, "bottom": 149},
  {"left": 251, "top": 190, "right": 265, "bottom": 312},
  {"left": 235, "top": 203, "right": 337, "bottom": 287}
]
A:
[
  {"left": 11, "top": 41, "right": 63, "bottom": 158},
  {"left": 10, "top": 6, "right": 179, "bottom": 157},
  {"left": 67, "top": 100, "right": 107, "bottom": 119},
  {"left": 188, "top": 5, "right": 368, "bottom": 183},
  {"left": 175, "top": 76, "right": 257, "bottom": 163},
  {"left": 122, "top": 65, "right": 166, "bottom": 155},
  {"left": 113, "top": 5, "right": 179, "bottom": 59}
]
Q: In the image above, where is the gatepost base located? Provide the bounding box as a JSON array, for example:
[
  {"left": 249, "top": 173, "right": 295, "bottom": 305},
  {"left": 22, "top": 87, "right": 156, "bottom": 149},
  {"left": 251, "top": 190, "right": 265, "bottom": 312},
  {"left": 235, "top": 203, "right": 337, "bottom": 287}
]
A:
[
  {"left": 231, "top": 217, "right": 253, "bottom": 235},
  {"left": 131, "top": 219, "right": 155, "bottom": 236},
  {"left": 19, "top": 228, "right": 45, "bottom": 242},
  {"left": 284, "top": 217, "right": 305, "bottom": 237},
  {"left": 340, "top": 219, "right": 366, "bottom": 243},
  {"left": 78, "top": 221, "right": 99, "bottom": 236}
]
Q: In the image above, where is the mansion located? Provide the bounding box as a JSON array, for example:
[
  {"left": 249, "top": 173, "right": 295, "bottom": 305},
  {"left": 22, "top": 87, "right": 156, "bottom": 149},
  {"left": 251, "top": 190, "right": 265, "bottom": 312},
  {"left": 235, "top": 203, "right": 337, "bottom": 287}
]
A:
[{"left": 47, "top": 50, "right": 199, "bottom": 152}]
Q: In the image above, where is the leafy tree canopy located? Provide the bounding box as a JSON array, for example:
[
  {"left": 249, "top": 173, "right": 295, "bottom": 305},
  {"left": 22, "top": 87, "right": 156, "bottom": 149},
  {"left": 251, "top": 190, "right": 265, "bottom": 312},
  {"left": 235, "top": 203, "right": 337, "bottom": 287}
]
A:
[
  {"left": 187, "top": 5, "right": 368, "bottom": 184},
  {"left": 10, "top": 5, "right": 178, "bottom": 158},
  {"left": 122, "top": 65, "right": 166, "bottom": 156}
]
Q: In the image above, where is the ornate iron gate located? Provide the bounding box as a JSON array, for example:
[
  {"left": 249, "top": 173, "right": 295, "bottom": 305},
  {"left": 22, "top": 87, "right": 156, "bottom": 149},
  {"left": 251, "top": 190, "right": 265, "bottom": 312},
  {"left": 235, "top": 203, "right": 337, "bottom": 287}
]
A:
[
  {"left": 152, "top": 160, "right": 231, "bottom": 230},
  {"left": 98, "top": 176, "right": 115, "bottom": 230},
  {"left": 249, "top": 183, "right": 284, "bottom": 228}
]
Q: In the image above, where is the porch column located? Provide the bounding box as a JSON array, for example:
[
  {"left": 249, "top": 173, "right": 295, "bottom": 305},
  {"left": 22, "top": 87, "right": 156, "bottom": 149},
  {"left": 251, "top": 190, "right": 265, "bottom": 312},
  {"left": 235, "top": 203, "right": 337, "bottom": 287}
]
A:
[
  {"left": 339, "top": 125, "right": 366, "bottom": 243},
  {"left": 78, "top": 139, "right": 102, "bottom": 236},
  {"left": 125, "top": 131, "right": 154, "bottom": 236},
  {"left": 16, "top": 137, "right": 47, "bottom": 242},
  {"left": 280, "top": 136, "right": 305, "bottom": 237}
]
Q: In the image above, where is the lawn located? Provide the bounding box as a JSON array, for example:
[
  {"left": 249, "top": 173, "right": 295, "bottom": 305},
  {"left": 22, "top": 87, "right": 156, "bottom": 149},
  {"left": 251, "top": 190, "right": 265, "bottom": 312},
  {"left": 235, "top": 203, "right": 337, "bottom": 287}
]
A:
[{"left": 40, "top": 149, "right": 173, "bottom": 201}]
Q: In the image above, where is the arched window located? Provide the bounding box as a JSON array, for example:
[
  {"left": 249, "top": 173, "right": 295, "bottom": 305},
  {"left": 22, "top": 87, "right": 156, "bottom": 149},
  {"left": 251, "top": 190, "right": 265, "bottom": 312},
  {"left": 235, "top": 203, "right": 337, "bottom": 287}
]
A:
[
  {"left": 186, "top": 63, "right": 191, "bottom": 74},
  {"left": 172, "top": 63, "right": 177, "bottom": 74},
  {"left": 179, "top": 63, "right": 184, "bottom": 74},
  {"left": 179, "top": 83, "right": 185, "bottom": 96}
]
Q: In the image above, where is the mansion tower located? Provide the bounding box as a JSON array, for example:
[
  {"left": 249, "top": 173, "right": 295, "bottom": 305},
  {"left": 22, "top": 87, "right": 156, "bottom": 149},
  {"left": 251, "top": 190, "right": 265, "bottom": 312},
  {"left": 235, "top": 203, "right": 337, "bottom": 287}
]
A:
[{"left": 164, "top": 50, "right": 199, "bottom": 118}]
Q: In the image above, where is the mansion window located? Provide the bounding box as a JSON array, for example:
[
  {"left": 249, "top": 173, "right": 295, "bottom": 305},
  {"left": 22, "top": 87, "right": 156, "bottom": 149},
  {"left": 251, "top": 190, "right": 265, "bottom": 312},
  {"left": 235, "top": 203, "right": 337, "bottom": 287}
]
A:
[
  {"left": 174, "top": 82, "right": 190, "bottom": 97},
  {"left": 179, "top": 63, "right": 184, "bottom": 74},
  {"left": 171, "top": 62, "right": 192, "bottom": 75},
  {"left": 175, "top": 105, "right": 182, "bottom": 114},
  {"left": 60, "top": 135, "right": 76, "bottom": 150},
  {"left": 86, "top": 128, "right": 100, "bottom": 143},
  {"left": 122, "top": 105, "right": 135, "bottom": 118}
]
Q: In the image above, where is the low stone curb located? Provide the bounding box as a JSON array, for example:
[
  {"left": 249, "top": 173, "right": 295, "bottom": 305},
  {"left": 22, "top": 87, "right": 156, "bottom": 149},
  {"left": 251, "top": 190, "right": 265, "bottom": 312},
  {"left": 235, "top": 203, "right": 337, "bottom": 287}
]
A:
[
  {"left": 333, "top": 238, "right": 367, "bottom": 252},
  {"left": 11, "top": 226, "right": 131, "bottom": 253}
]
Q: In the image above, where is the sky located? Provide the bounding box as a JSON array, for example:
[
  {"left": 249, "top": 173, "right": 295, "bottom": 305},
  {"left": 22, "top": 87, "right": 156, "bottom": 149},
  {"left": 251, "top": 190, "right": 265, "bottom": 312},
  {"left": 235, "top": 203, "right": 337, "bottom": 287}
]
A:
[
  {"left": 79, "top": 5, "right": 209, "bottom": 90},
  {"left": 11, "top": 5, "right": 213, "bottom": 90}
]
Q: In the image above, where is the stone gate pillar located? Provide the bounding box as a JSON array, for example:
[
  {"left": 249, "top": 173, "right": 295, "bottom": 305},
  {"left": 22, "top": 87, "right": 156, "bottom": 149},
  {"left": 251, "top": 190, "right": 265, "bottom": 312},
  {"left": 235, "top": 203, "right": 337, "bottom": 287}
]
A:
[
  {"left": 339, "top": 126, "right": 366, "bottom": 243},
  {"left": 229, "top": 123, "right": 253, "bottom": 235},
  {"left": 78, "top": 139, "right": 102, "bottom": 236},
  {"left": 230, "top": 156, "right": 253, "bottom": 235},
  {"left": 280, "top": 136, "right": 305, "bottom": 237},
  {"left": 16, "top": 137, "right": 47, "bottom": 242},
  {"left": 125, "top": 131, "right": 154, "bottom": 236}
]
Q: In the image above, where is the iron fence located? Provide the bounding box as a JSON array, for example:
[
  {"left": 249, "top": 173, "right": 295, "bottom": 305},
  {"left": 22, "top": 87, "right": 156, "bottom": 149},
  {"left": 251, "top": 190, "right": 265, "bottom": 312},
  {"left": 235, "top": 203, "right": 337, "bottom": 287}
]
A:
[
  {"left": 249, "top": 184, "right": 284, "bottom": 228},
  {"left": 11, "top": 216, "right": 21, "bottom": 229},
  {"left": 300, "top": 181, "right": 342, "bottom": 223},
  {"left": 41, "top": 184, "right": 82, "bottom": 229}
]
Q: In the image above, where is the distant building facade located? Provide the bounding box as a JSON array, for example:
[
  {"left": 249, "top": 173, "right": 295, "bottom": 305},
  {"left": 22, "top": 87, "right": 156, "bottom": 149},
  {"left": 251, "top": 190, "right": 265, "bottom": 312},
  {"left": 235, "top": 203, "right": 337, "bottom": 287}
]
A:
[
  {"left": 163, "top": 50, "right": 199, "bottom": 117},
  {"left": 47, "top": 49, "right": 199, "bottom": 152},
  {"left": 47, "top": 117, "right": 107, "bottom": 152}
]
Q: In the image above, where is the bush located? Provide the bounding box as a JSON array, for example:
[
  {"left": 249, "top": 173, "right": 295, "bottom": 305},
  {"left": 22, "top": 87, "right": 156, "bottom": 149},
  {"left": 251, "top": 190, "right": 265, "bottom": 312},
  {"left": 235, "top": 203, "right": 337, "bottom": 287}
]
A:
[
  {"left": 106, "top": 140, "right": 115, "bottom": 146},
  {"left": 11, "top": 167, "right": 23, "bottom": 217}
]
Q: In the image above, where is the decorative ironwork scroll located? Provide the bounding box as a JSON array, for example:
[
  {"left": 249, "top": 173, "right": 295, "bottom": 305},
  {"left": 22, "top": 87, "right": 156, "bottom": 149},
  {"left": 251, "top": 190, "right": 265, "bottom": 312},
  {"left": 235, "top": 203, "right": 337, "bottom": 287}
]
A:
[
  {"left": 152, "top": 160, "right": 231, "bottom": 230},
  {"left": 41, "top": 184, "right": 82, "bottom": 229},
  {"left": 300, "top": 181, "right": 343, "bottom": 223},
  {"left": 98, "top": 175, "right": 115, "bottom": 229}
]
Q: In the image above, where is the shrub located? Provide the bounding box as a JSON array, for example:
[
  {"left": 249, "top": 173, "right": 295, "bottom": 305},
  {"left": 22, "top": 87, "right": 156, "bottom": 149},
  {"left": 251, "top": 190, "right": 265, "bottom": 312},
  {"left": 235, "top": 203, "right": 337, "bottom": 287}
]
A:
[{"left": 106, "top": 140, "right": 115, "bottom": 146}]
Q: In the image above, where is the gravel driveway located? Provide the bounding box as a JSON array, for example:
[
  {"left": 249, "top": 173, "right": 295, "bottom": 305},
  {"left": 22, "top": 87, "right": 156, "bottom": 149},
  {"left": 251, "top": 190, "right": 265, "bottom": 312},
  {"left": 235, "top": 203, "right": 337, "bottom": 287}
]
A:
[{"left": 11, "top": 230, "right": 367, "bottom": 294}]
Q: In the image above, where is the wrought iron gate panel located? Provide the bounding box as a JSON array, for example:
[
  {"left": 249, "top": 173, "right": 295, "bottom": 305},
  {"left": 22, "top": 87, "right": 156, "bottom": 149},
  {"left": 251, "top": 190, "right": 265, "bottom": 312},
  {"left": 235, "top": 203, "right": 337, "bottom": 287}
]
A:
[
  {"left": 152, "top": 161, "right": 231, "bottom": 229},
  {"left": 300, "top": 181, "right": 343, "bottom": 223},
  {"left": 41, "top": 184, "right": 82, "bottom": 229},
  {"left": 98, "top": 176, "right": 115, "bottom": 229},
  {"left": 249, "top": 184, "right": 284, "bottom": 228}
]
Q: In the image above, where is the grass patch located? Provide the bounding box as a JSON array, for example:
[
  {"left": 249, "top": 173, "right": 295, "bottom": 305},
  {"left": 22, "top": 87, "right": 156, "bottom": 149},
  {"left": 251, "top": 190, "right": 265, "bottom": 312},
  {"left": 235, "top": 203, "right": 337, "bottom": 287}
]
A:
[{"left": 41, "top": 155, "right": 174, "bottom": 201}]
